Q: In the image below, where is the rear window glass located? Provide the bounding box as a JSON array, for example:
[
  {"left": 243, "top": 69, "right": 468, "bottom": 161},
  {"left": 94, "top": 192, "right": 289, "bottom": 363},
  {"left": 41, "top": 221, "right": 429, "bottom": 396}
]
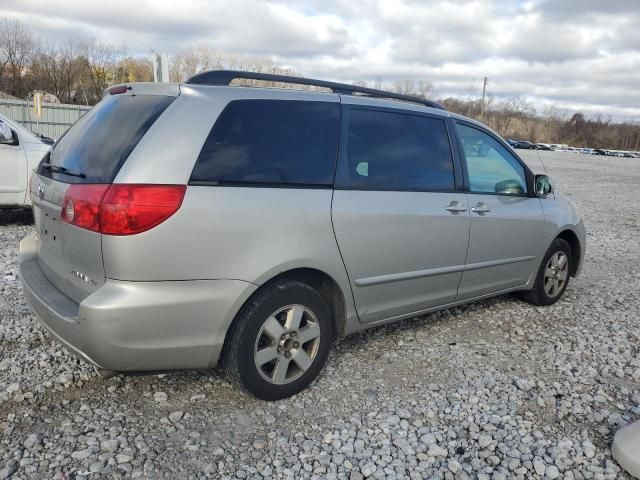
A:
[
  {"left": 190, "top": 100, "right": 339, "bottom": 186},
  {"left": 40, "top": 94, "right": 175, "bottom": 183}
]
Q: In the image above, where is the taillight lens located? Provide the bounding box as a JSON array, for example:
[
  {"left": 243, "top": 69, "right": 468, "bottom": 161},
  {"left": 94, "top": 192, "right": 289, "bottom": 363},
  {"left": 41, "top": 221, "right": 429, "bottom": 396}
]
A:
[
  {"left": 61, "top": 184, "right": 186, "bottom": 235},
  {"left": 61, "top": 185, "right": 109, "bottom": 232},
  {"left": 101, "top": 185, "right": 186, "bottom": 235}
]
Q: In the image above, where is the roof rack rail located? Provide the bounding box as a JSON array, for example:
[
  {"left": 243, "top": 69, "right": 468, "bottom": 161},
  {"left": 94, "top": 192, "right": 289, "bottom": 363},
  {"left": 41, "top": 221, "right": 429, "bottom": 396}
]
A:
[{"left": 186, "top": 70, "right": 446, "bottom": 111}]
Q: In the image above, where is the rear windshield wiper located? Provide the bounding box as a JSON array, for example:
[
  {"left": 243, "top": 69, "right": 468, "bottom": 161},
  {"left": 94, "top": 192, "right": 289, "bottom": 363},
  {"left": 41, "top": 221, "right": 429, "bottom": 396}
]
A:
[{"left": 40, "top": 162, "right": 86, "bottom": 179}]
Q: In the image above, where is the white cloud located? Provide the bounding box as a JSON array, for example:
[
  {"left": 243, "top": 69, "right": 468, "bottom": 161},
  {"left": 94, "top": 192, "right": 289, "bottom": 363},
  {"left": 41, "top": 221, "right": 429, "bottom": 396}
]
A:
[{"left": 2, "top": 0, "right": 639, "bottom": 120}]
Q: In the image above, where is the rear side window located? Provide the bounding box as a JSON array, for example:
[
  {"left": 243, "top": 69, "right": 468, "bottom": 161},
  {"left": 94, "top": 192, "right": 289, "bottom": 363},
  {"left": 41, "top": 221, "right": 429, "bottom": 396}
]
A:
[
  {"left": 190, "top": 100, "right": 339, "bottom": 186},
  {"left": 41, "top": 95, "right": 175, "bottom": 183},
  {"left": 337, "top": 109, "right": 454, "bottom": 191}
]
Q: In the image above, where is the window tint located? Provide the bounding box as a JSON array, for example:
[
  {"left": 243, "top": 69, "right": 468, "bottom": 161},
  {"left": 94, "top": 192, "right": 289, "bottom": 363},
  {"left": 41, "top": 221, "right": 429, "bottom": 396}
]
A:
[
  {"left": 42, "top": 95, "right": 175, "bottom": 183},
  {"left": 337, "top": 109, "right": 454, "bottom": 191},
  {"left": 191, "top": 100, "right": 339, "bottom": 186},
  {"left": 457, "top": 123, "right": 528, "bottom": 195}
]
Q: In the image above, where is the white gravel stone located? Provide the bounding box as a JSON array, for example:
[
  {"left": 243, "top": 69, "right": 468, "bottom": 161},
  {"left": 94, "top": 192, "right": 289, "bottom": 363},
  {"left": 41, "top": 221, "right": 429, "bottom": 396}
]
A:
[
  {"left": 168, "top": 411, "right": 184, "bottom": 423},
  {"left": 153, "top": 392, "right": 168, "bottom": 402},
  {"left": 428, "top": 444, "right": 448, "bottom": 458},
  {"left": 546, "top": 465, "right": 561, "bottom": 479},
  {"left": 360, "top": 462, "right": 376, "bottom": 477},
  {"left": 533, "top": 458, "right": 546, "bottom": 476}
]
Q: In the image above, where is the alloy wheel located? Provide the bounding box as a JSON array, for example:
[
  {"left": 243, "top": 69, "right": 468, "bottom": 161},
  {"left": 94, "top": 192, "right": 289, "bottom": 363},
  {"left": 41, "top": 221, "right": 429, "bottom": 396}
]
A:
[
  {"left": 253, "top": 304, "right": 321, "bottom": 385},
  {"left": 544, "top": 251, "right": 569, "bottom": 298}
]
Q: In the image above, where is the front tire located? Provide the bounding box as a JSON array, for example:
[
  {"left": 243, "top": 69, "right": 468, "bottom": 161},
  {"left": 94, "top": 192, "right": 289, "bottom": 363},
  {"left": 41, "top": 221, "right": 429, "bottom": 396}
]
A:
[
  {"left": 223, "top": 279, "right": 333, "bottom": 400},
  {"left": 524, "top": 238, "right": 572, "bottom": 306}
]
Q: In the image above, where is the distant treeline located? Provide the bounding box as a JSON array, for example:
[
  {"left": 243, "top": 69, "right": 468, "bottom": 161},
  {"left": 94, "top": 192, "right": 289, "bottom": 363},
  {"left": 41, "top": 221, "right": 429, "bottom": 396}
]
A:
[
  {"left": 441, "top": 97, "right": 640, "bottom": 151},
  {"left": 1, "top": 18, "right": 638, "bottom": 150}
]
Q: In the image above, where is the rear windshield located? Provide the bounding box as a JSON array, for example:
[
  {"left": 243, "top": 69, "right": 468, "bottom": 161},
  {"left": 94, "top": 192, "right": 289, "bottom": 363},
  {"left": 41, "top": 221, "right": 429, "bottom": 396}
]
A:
[{"left": 39, "top": 94, "right": 175, "bottom": 183}]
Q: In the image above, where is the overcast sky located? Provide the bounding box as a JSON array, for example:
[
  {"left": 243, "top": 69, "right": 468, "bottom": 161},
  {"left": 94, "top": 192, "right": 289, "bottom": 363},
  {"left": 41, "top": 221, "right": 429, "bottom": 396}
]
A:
[{"left": 4, "top": 0, "right": 640, "bottom": 120}]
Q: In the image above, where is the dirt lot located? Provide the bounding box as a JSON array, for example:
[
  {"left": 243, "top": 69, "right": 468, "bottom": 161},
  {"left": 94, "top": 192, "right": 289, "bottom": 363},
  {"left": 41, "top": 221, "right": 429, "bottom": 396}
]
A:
[{"left": 0, "top": 151, "right": 638, "bottom": 479}]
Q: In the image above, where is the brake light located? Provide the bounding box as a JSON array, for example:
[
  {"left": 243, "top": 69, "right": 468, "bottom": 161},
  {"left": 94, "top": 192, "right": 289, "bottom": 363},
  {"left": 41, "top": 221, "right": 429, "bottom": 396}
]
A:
[
  {"left": 101, "top": 185, "right": 186, "bottom": 235},
  {"left": 61, "top": 184, "right": 186, "bottom": 235},
  {"left": 108, "top": 85, "right": 130, "bottom": 95},
  {"left": 61, "top": 185, "right": 109, "bottom": 232}
]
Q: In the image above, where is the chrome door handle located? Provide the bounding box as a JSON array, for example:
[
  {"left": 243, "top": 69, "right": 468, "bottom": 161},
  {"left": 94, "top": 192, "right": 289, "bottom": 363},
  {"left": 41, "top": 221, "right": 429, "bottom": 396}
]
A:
[
  {"left": 445, "top": 202, "right": 467, "bottom": 213},
  {"left": 471, "top": 203, "right": 491, "bottom": 214}
]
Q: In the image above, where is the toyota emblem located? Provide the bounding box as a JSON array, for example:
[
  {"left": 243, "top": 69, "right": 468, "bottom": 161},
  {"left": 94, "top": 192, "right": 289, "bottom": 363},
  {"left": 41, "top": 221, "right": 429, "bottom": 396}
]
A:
[{"left": 37, "top": 182, "right": 45, "bottom": 200}]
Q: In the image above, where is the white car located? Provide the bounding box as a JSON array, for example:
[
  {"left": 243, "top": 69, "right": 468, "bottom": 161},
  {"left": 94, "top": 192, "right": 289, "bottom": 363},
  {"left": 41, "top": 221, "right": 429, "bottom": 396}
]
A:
[{"left": 0, "top": 113, "right": 52, "bottom": 207}]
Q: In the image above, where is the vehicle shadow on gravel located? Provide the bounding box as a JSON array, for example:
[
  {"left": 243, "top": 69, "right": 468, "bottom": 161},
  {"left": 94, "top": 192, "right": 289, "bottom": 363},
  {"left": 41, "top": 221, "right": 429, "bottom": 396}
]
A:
[
  {"left": 0, "top": 207, "right": 34, "bottom": 226},
  {"left": 336, "top": 292, "right": 521, "bottom": 346},
  {"left": 125, "top": 293, "right": 524, "bottom": 390}
]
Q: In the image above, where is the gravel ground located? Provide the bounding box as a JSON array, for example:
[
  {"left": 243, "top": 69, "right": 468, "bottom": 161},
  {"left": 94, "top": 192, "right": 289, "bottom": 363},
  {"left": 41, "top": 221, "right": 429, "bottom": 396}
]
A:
[{"left": 1, "top": 151, "right": 639, "bottom": 479}]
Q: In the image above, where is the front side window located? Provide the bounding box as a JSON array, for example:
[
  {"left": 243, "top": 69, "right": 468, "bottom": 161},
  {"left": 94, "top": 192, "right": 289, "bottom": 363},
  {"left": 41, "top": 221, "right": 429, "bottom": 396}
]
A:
[
  {"left": 457, "top": 123, "right": 528, "bottom": 195},
  {"left": 191, "top": 100, "right": 339, "bottom": 186},
  {"left": 337, "top": 109, "right": 454, "bottom": 191}
]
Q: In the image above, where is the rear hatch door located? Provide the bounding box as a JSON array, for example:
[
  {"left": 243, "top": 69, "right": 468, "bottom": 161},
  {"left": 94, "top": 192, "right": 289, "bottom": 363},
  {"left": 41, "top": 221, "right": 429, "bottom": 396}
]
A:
[{"left": 31, "top": 89, "right": 177, "bottom": 303}]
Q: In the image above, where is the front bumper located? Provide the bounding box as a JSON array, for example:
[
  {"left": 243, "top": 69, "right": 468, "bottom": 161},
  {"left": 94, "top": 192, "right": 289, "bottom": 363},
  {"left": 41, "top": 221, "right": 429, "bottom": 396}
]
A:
[{"left": 19, "top": 233, "right": 256, "bottom": 372}]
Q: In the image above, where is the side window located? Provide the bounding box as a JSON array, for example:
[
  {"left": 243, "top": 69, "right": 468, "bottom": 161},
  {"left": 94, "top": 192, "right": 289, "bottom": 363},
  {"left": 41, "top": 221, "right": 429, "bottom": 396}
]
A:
[
  {"left": 191, "top": 100, "right": 339, "bottom": 185},
  {"left": 337, "top": 109, "right": 454, "bottom": 191},
  {"left": 457, "top": 123, "right": 528, "bottom": 195}
]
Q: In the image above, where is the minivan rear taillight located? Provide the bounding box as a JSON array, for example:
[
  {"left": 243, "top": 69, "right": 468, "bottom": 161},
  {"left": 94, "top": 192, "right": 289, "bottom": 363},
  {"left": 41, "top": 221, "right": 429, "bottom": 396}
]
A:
[{"left": 61, "top": 184, "right": 186, "bottom": 235}]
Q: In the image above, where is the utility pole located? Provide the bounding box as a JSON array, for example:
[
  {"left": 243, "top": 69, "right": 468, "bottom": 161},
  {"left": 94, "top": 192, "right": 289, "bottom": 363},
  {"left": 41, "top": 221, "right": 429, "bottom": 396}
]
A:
[{"left": 481, "top": 76, "right": 488, "bottom": 121}]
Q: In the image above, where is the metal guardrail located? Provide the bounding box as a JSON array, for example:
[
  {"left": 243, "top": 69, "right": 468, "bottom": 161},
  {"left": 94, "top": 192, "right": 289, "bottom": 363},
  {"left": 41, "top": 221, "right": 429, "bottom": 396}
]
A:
[{"left": 0, "top": 99, "right": 92, "bottom": 139}]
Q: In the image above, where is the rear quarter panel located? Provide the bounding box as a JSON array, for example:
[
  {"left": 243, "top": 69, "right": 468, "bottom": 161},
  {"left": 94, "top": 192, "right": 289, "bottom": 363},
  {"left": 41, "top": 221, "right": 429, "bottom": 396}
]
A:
[{"left": 101, "top": 187, "right": 359, "bottom": 327}]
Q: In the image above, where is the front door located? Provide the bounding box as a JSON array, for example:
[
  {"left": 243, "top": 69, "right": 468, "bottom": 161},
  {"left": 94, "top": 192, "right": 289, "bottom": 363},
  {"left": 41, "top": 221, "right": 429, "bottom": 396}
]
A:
[
  {"left": 455, "top": 122, "right": 545, "bottom": 299},
  {"left": 0, "top": 124, "right": 27, "bottom": 205},
  {"left": 332, "top": 105, "right": 470, "bottom": 323}
]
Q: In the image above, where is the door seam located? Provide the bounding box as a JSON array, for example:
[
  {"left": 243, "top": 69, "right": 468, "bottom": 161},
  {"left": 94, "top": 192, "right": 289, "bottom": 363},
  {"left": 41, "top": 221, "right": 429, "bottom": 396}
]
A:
[{"left": 329, "top": 188, "right": 362, "bottom": 325}]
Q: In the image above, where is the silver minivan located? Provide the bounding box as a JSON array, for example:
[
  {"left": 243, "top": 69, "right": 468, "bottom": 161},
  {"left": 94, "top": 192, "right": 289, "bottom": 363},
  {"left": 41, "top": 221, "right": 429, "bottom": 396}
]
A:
[{"left": 20, "top": 71, "right": 585, "bottom": 400}]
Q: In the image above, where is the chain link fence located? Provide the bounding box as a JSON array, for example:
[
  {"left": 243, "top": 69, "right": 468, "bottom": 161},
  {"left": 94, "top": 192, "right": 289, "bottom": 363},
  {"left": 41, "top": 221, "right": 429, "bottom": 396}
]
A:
[{"left": 0, "top": 99, "right": 91, "bottom": 139}]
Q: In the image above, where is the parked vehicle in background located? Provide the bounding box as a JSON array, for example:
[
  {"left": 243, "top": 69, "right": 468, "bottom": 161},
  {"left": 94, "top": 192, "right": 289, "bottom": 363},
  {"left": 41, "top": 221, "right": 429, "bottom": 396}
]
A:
[
  {"left": 506, "top": 138, "right": 518, "bottom": 148},
  {"left": 594, "top": 149, "right": 608, "bottom": 155},
  {"left": 0, "top": 113, "right": 52, "bottom": 207},
  {"left": 512, "top": 140, "right": 537, "bottom": 149},
  {"left": 19, "top": 71, "right": 586, "bottom": 400},
  {"left": 536, "top": 143, "right": 552, "bottom": 150}
]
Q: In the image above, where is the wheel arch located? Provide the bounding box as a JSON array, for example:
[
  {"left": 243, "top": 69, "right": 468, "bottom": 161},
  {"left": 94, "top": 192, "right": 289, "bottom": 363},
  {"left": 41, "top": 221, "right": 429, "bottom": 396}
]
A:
[
  {"left": 267, "top": 268, "right": 348, "bottom": 338},
  {"left": 222, "top": 267, "right": 349, "bottom": 356},
  {"left": 555, "top": 229, "right": 581, "bottom": 277}
]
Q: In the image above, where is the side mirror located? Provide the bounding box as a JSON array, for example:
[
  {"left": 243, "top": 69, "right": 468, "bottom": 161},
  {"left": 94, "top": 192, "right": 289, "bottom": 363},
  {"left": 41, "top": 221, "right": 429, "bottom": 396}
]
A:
[
  {"left": 0, "top": 121, "right": 18, "bottom": 146},
  {"left": 535, "top": 174, "right": 553, "bottom": 196}
]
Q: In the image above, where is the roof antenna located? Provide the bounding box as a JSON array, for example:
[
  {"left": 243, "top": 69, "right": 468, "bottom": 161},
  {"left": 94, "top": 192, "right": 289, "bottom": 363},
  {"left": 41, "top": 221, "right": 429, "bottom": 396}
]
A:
[{"left": 534, "top": 142, "right": 550, "bottom": 176}]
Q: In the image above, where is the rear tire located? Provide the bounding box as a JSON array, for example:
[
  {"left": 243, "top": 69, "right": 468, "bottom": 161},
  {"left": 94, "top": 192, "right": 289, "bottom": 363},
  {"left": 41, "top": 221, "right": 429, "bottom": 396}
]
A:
[
  {"left": 523, "top": 238, "right": 572, "bottom": 306},
  {"left": 223, "top": 279, "right": 333, "bottom": 400}
]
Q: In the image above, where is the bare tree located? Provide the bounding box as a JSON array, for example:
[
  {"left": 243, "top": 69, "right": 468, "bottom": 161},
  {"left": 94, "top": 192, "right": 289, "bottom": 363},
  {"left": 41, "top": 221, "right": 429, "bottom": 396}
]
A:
[
  {"left": 79, "top": 38, "right": 123, "bottom": 102},
  {"left": 390, "top": 79, "right": 434, "bottom": 99},
  {"left": 30, "top": 40, "right": 82, "bottom": 103},
  {"left": 169, "top": 46, "right": 299, "bottom": 88},
  {"left": 114, "top": 56, "right": 153, "bottom": 83},
  {"left": 0, "top": 18, "right": 35, "bottom": 97}
]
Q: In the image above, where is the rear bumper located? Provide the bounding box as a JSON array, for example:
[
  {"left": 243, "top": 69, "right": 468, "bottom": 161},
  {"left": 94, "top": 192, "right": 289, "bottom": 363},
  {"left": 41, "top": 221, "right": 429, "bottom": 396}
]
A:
[{"left": 19, "top": 233, "right": 256, "bottom": 372}]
